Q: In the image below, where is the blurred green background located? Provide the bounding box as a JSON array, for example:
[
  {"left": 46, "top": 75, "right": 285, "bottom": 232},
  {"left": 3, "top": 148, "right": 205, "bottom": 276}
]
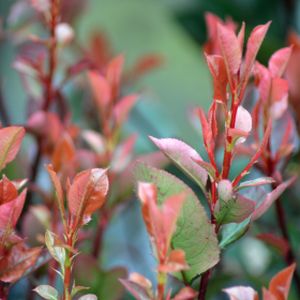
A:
[{"left": 1, "top": 0, "right": 300, "bottom": 299}]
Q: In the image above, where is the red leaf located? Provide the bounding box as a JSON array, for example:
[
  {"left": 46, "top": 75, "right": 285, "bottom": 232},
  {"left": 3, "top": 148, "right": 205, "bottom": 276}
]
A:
[
  {"left": 240, "top": 22, "right": 271, "bottom": 97},
  {"left": 106, "top": 55, "right": 124, "bottom": 100},
  {"left": 0, "top": 175, "right": 18, "bottom": 205},
  {"left": 51, "top": 133, "right": 76, "bottom": 173},
  {"left": 88, "top": 71, "right": 111, "bottom": 113},
  {"left": 0, "top": 189, "right": 27, "bottom": 229},
  {"left": 0, "top": 127, "right": 25, "bottom": 171},
  {"left": 67, "top": 168, "right": 109, "bottom": 221},
  {"left": 0, "top": 243, "right": 42, "bottom": 283},
  {"left": 46, "top": 165, "right": 65, "bottom": 222},
  {"left": 268, "top": 264, "right": 296, "bottom": 300},
  {"left": 205, "top": 54, "right": 228, "bottom": 102},
  {"left": 113, "top": 94, "right": 138, "bottom": 128},
  {"left": 256, "top": 233, "right": 289, "bottom": 257},
  {"left": 217, "top": 23, "right": 242, "bottom": 87},
  {"left": 269, "top": 47, "right": 292, "bottom": 77}
]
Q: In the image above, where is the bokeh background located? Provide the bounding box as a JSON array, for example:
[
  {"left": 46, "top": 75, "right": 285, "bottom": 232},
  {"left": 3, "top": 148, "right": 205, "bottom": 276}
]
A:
[{"left": 1, "top": 0, "right": 300, "bottom": 299}]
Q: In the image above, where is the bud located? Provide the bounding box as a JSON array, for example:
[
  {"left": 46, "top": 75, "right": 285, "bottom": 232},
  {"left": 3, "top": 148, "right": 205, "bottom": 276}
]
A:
[
  {"left": 235, "top": 105, "right": 252, "bottom": 144},
  {"left": 218, "top": 179, "right": 233, "bottom": 202},
  {"left": 55, "top": 23, "right": 74, "bottom": 45}
]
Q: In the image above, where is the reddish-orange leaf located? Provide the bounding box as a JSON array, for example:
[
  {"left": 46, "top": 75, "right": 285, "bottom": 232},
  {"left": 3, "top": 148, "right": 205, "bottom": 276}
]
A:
[
  {"left": 241, "top": 22, "right": 271, "bottom": 96},
  {"left": 67, "top": 168, "right": 109, "bottom": 219},
  {"left": 137, "top": 182, "right": 157, "bottom": 238},
  {"left": 106, "top": 55, "right": 124, "bottom": 100},
  {"left": 51, "top": 133, "right": 76, "bottom": 172},
  {"left": 88, "top": 71, "right": 111, "bottom": 113},
  {"left": 217, "top": 23, "right": 242, "bottom": 87},
  {"left": 0, "top": 175, "right": 18, "bottom": 205},
  {"left": 268, "top": 264, "right": 296, "bottom": 300},
  {"left": 159, "top": 249, "right": 189, "bottom": 273},
  {"left": 205, "top": 54, "right": 228, "bottom": 103},
  {"left": 0, "top": 189, "right": 27, "bottom": 229},
  {"left": 0, "top": 126, "right": 25, "bottom": 171},
  {"left": 256, "top": 233, "right": 289, "bottom": 257},
  {"left": 46, "top": 164, "right": 65, "bottom": 221},
  {"left": 0, "top": 243, "right": 42, "bottom": 283}
]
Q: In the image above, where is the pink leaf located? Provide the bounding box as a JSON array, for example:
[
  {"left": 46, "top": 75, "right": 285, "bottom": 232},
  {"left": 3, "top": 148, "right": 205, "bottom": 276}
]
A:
[
  {"left": 252, "top": 177, "right": 295, "bottom": 221},
  {"left": 217, "top": 23, "right": 242, "bottom": 86},
  {"left": 269, "top": 47, "right": 292, "bottom": 77},
  {"left": 172, "top": 287, "right": 198, "bottom": 300},
  {"left": 111, "top": 134, "right": 137, "bottom": 173},
  {"left": 149, "top": 137, "right": 208, "bottom": 191},
  {"left": 0, "top": 127, "right": 25, "bottom": 171}
]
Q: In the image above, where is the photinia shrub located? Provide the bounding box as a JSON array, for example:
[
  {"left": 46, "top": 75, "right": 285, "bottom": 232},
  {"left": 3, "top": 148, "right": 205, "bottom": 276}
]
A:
[{"left": 1, "top": 1, "right": 300, "bottom": 300}]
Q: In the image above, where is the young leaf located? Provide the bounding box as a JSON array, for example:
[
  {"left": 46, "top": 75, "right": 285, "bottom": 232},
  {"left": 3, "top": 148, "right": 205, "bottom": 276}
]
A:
[
  {"left": 0, "top": 126, "right": 25, "bottom": 171},
  {"left": 135, "top": 163, "right": 220, "bottom": 281},
  {"left": 223, "top": 286, "right": 258, "bottom": 300},
  {"left": 45, "top": 230, "right": 66, "bottom": 268},
  {"left": 252, "top": 177, "right": 295, "bottom": 221},
  {"left": 88, "top": 71, "right": 111, "bottom": 113},
  {"left": 33, "top": 285, "right": 59, "bottom": 300},
  {"left": 46, "top": 165, "right": 65, "bottom": 224},
  {"left": 78, "top": 295, "right": 98, "bottom": 300},
  {"left": 172, "top": 287, "right": 198, "bottom": 300},
  {"left": 0, "top": 189, "right": 27, "bottom": 229},
  {"left": 113, "top": 94, "right": 138, "bottom": 128},
  {"left": 67, "top": 168, "right": 109, "bottom": 220},
  {"left": 138, "top": 182, "right": 186, "bottom": 261},
  {"left": 217, "top": 23, "right": 242, "bottom": 87},
  {"left": 106, "top": 55, "right": 124, "bottom": 100},
  {"left": 268, "top": 264, "right": 295, "bottom": 299},
  {"left": 269, "top": 47, "right": 292, "bottom": 77},
  {"left": 240, "top": 22, "right": 271, "bottom": 96},
  {"left": 205, "top": 54, "right": 228, "bottom": 102},
  {"left": 236, "top": 177, "right": 274, "bottom": 191},
  {"left": 0, "top": 175, "right": 18, "bottom": 205},
  {"left": 149, "top": 137, "right": 208, "bottom": 192}
]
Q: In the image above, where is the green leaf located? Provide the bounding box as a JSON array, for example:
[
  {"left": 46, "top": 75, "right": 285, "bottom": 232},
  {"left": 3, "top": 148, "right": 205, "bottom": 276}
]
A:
[
  {"left": 219, "top": 218, "right": 251, "bottom": 249},
  {"left": 45, "top": 231, "right": 66, "bottom": 269},
  {"left": 215, "top": 195, "right": 255, "bottom": 225},
  {"left": 33, "top": 285, "right": 58, "bottom": 300},
  {"left": 134, "top": 163, "right": 220, "bottom": 282}
]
